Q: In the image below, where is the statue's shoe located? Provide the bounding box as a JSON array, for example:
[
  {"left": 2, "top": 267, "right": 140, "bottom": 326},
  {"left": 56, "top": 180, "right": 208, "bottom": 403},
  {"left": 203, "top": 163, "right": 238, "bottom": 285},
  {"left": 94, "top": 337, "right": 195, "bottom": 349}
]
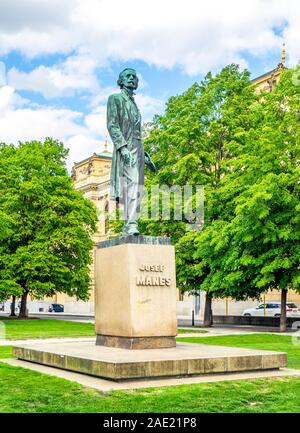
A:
[
  {"left": 123, "top": 225, "right": 139, "bottom": 236},
  {"left": 126, "top": 229, "right": 140, "bottom": 236}
]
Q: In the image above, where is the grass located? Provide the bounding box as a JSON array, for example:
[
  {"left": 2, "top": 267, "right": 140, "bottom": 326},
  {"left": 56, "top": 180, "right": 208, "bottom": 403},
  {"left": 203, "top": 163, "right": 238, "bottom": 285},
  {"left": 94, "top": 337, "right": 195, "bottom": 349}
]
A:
[
  {"left": 0, "top": 319, "right": 95, "bottom": 340},
  {"left": 0, "top": 325, "right": 299, "bottom": 412},
  {"left": 177, "top": 329, "right": 208, "bottom": 334},
  {"left": 177, "top": 334, "right": 300, "bottom": 369},
  {"left": 0, "top": 317, "right": 210, "bottom": 339},
  {"left": 0, "top": 346, "right": 13, "bottom": 359},
  {"left": 0, "top": 361, "right": 299, "bottom": 412}
]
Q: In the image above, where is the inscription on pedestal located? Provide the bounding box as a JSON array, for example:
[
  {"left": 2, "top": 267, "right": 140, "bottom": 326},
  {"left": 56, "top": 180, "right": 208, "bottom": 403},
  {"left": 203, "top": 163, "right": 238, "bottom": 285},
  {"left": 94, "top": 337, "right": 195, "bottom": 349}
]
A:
[{"left": 136, "top": 263, "right": 172, "bottom": 287}]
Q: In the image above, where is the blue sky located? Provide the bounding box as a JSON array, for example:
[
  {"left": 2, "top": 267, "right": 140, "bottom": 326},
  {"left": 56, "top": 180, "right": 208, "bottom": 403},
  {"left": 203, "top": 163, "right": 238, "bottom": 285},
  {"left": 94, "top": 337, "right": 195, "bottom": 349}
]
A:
[{"left": 0, "top": 0, "right": 299, "bottom": 169}]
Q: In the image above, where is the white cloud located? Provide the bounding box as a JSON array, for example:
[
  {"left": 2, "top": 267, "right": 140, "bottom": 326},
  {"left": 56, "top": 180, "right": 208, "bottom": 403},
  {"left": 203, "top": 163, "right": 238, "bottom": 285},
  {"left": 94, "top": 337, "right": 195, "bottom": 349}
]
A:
[
  {"left": 0, "top": 84, "right": 106, "bottom": 169},
  {"left": 0, "top": 0, "right": 76, "bottom": 56},
  {"left": 0, "top": 0, "right": 74, "bottom": 31},
  {"left": 0, "top": 82, "right": 164, "bottom": 170},
  {"left": 0, "top": 100, "right": 83, "bottom": 144},
  {"left": 135, "top": 94, "right": 165, "bottom": 120},
  {"left": 0, "top": 85, "right": 29, "bottom": 112},
  {"left": 84, "top": 106, "right": 107, "bottom": 136},
  {"left": 0, "top": 62, "right": 6, "bottom": 86},
  {"left": 0, "top": 0, "right": 299, "bottom": 171},
  {"left": 66, "top": 134, "right": 105, "bottom": 167},
  {"left": 0, "top": 85, "right": 15, "bottom": 112},
  {"left": 88, "top": 85, "right": 118, "bottom": 108},
  {"left": 7, "top": 55, "right": 99, "bottom": 98},
  {"left": 0, "top": 0, "right": 299, "bottom": 74}
]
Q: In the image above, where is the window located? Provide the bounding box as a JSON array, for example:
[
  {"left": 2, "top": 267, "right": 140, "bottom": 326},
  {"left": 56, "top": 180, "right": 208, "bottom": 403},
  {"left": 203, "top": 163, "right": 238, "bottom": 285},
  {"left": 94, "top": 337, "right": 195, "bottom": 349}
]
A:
[{"left": 287, "top": 303, "right": 298, "bottom": 309}]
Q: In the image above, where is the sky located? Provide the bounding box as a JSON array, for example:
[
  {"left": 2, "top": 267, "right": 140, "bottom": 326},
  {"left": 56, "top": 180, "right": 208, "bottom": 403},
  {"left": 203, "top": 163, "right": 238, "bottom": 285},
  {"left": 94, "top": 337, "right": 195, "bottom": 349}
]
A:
[{"left": 0, "top": 0, "right": 299, "bottom": 170}]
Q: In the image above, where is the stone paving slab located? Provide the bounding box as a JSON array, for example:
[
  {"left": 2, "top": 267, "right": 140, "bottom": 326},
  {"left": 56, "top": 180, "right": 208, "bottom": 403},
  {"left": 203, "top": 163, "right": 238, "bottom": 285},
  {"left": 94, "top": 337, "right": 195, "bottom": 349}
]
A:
[
  {"left": 1, "top": 358, "right": 298, "bottom": 392},
  {"left": 12, "top": 341, "right": 287, "bottom": 380}
]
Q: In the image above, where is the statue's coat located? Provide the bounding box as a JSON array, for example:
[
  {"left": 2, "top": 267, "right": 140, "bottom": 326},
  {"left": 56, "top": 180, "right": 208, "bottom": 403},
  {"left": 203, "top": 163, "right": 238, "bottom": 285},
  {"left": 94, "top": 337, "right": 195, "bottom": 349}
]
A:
[{"left": 107, "top": 89, "right": 144, "bottom": 200}]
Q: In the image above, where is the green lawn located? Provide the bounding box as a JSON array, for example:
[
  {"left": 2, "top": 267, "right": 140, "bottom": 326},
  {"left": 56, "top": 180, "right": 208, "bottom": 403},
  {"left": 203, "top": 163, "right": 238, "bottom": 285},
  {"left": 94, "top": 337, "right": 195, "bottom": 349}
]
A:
[
  {"left": 0, "top": 319, "right": 95, "bottom": 340},
  {"left": 177, "top": 328, "right": 208, "bottom": 334},
  {"left": 177, "top": 334, "right": 300, "bottom": 369},
  {"left": 0, "top": 318, "right": 208, "bottom": 339},
  {"left": 0, "top": 329, "right": 299, "bottom": 412},
  {"left": 0, "top": 346, "right": 12, "bottom": 359},
  {"left": 0, "top": 361, "right": 299, "bottom": 412}
]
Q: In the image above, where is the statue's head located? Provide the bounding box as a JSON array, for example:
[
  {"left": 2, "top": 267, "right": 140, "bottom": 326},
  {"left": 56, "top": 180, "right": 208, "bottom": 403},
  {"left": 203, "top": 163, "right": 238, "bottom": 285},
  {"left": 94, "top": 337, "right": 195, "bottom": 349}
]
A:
[{"left": 117, "top": 68, "right": 139, "bottom": 90}]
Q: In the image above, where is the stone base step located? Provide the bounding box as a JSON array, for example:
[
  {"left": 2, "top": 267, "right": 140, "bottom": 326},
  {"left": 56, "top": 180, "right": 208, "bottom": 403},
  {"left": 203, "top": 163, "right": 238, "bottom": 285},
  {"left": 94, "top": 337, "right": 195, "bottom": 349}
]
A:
[{"left": 13, "top": 341, "right": 287, "bottom": 381}]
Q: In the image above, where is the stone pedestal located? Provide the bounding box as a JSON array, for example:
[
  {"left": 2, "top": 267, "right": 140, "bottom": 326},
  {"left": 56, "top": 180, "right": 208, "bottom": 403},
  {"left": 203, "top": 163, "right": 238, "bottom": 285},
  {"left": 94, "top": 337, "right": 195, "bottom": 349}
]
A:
[
  {"left": 94, "top": 236, "right": 177, "bottom": 349},
  {"left": 13, "top": 342, "right": 287, "bottom": 381}
]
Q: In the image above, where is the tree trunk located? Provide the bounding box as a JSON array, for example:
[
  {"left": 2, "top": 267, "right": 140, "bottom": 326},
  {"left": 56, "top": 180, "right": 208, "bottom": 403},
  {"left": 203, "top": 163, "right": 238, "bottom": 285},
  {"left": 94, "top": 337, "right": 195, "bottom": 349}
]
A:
[
  {"left": 280, "top": 289, "right": 287, "bottom": 333},
  {"left": 19, "top": 292, "right": 28, "bottom": 319},
  {"left": 10, "top": 295, "right": 16, "bottom": 317},
  {"left": 203, "top": 293, "right": 213, "bottom": 327}
]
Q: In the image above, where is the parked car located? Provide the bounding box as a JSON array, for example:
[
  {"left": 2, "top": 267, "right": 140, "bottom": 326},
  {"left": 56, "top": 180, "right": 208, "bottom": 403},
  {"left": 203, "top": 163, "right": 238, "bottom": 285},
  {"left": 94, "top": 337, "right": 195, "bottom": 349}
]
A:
[
  {"left": 48, "top": 303, "right": 64, "bottom": 313},
  {"left": 242, "top": 301, "right": 300, "bottom": 317}
]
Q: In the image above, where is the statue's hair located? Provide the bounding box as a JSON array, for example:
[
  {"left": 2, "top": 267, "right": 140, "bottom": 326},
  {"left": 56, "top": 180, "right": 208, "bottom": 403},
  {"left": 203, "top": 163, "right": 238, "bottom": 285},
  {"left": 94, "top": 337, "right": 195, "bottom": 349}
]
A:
[{"left": 117, "top": 68, "right": 138, "bottom": 89}]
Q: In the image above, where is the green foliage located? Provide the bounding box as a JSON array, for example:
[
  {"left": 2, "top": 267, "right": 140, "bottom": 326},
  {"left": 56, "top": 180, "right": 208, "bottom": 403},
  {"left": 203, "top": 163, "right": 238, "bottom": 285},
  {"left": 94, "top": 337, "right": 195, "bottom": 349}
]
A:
[
  {"left": 189, "top": 67, "right": 300, "bottom": 299},
  {"left": 144, "top": 65, "right": 256, "bottom": 198},
  {"left": 142, "top": 64, "right": 258, "bottom": 294},
  {"left": 0, "top": 138, "right": 97, "bottom": 302},
  {"left": 142, "top": 65, "right": 299, "bottom": 303}
]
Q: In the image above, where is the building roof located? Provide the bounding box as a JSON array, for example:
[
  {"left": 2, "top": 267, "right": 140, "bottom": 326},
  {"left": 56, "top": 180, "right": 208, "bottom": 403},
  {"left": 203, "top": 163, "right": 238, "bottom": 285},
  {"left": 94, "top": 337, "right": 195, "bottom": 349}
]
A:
[
  {"left": 251, "top": 43, "right": 286, "bottom": 84},
  {"left": 251, "top": 68, "right": 278, "bottom": 83},
  {"left": 73, "top": 149, "right": 112, "bottom": 167},
  {"left": 96, "top": 151, "right": 112, "bottom": 159}
]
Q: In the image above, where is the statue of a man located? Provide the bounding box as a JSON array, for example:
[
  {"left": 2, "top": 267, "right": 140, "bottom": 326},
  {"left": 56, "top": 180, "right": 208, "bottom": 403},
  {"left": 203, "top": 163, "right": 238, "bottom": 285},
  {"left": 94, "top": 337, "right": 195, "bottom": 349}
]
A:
[{"left": 107, "top": 68, "right": 155, "bottom": 236}]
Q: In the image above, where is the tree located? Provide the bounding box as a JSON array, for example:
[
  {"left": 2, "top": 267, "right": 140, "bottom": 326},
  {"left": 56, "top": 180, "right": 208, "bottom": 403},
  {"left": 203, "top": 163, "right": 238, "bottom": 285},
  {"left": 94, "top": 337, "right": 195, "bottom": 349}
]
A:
[
  {"left": 0, "top": 139, "right": 97, "bottom": 318},
  {"left": 176, "top": 230, "right": 214, "bottom": 326},
  {"left": 141, "top": 64, "right": 258, "bottom": 324},
  {"left": 0, "top": 205, "right": 22, "bottom": 314},
  {"left": 190, "top": 67, "right": 300, "bottom": 331}
]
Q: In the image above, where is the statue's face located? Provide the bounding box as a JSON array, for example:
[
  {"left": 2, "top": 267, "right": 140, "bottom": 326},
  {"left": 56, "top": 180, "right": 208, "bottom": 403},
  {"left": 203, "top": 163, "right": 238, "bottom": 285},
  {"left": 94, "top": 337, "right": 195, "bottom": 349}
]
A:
[{"left": 120, "top": 69, "right": 138, "bottom": 90}]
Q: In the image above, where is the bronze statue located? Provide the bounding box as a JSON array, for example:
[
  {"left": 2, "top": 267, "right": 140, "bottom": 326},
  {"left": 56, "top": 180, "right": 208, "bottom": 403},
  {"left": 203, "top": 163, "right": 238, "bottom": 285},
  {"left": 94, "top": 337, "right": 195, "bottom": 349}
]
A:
[{"left": 107, "top": 68, "right": 155, "bottom": 235}]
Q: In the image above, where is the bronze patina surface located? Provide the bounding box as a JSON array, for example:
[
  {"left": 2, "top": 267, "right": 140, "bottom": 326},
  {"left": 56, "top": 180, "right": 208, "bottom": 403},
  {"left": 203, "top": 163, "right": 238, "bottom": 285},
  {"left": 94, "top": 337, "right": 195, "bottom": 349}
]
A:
[{"left": 107, "top": 68, "right": 155, "bottom": 236}]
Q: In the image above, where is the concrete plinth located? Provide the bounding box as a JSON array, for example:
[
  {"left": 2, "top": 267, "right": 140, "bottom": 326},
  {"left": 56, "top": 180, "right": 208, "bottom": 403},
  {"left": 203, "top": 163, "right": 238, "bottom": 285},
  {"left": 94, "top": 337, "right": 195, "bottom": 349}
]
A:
[
  {"left": 95, "top": 236, "right": 177, "bottom": 349},
  {"left": 96, "top": 335, "right": 176, "bottom": 350},
  {"left": 13, "top": 341, "right": 287, "bottom": 381}
]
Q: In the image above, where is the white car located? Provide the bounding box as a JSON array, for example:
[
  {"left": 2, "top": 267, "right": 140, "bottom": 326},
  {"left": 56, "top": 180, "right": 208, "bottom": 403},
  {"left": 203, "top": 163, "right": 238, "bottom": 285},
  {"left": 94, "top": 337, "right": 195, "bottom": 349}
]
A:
[{"left": 242, "top": 301, "right": 300, "bottom": 317}]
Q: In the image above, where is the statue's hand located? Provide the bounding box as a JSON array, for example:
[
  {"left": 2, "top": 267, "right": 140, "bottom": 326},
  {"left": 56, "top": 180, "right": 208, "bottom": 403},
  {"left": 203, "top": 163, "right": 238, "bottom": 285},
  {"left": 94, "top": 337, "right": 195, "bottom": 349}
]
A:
[
  {"left": 120, "top": 147, "right": 133, "bottom": 167},
  {"left": 144, "top": 151, "right": 156, "bottom": 172}
]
